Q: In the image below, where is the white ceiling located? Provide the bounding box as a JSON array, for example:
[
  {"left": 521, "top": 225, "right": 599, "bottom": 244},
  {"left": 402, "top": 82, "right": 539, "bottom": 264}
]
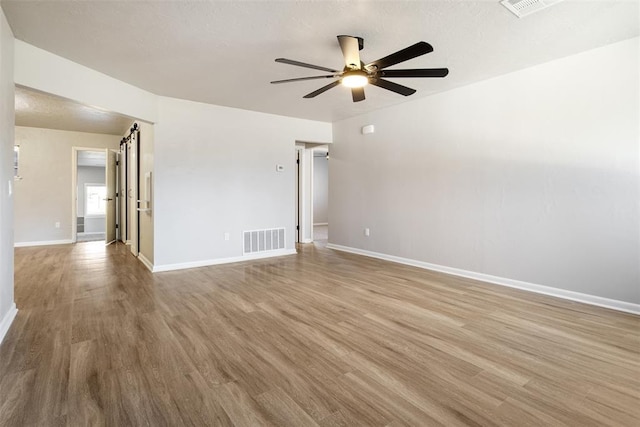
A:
[
  {"left": 15, "top": 85, "right": 135, "bottom": 135},
  {"left": 2, "top": 1, "right": 638, "bottom": 123}
]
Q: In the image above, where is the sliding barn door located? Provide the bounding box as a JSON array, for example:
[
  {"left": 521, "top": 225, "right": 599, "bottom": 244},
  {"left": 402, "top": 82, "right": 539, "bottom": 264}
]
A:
[{"left": 128, "top": 131, "right": 139, "bottom": 256}]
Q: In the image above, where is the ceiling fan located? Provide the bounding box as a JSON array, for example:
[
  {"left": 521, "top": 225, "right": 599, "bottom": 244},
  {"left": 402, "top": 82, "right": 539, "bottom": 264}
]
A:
[{"left": 271, "top": 35, "right": 449, "bottom": 102}]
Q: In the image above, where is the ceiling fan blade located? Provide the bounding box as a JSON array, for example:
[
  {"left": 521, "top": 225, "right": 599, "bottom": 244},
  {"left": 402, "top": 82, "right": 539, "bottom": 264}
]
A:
[
  {"left": 271, "top": 75, "right": 337, "bottom": 84},
  {"left": 370, "top": 78, "right": 416, "bottom": 96},
  {"left": 337, "top": 35, "right": 362, "bottom": 69},
  {"left": 366, "top": 42, "right": 434, "bottom": 70},
  {"left": 351, "top": 87, "right": 365, "bottom": 102},
  {"left": 380, "top": 68, "right": 449, "bottom": 78},
  {"left": 303, "top": 80, "right": 341, "bottom": 98},
  {"left": 275, "top": 58, "right": 338, "bottom": 73}
]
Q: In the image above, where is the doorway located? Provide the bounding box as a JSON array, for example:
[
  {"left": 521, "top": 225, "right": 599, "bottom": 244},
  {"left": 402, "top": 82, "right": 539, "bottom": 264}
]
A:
[
  {"left": 295, "top": 142, "right": 329, "bottom": 245},
  {"left": 72, "top": 148, "right": 116, "bottom": 243},
  {"left": 312, "top": 147, "right": 329, "bottom": 246}
]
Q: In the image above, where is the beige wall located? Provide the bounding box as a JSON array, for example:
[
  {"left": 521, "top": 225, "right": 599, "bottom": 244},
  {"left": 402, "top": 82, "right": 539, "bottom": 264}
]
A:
[{"left": 14, "top": 127, "right": 119, "bottom": 244}]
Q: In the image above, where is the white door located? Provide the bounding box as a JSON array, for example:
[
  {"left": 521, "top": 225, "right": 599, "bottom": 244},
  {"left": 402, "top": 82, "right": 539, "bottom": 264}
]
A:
[
  {"left": 129, "top": 131, "right": 139, "bottom": 256},
  {"left": 105, "top": 149, "right": 117, "bottom": 244},
  {"left": 120, "top": 144, "right": 127, "bottom": 243}
]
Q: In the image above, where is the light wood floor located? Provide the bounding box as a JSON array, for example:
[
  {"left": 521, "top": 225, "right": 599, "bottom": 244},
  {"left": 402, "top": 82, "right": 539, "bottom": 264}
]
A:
[{"left": 1, "top": 242, "right": 639, "bottom": 426}]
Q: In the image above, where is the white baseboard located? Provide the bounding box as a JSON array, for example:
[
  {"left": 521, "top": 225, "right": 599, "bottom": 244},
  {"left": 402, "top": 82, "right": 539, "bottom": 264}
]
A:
[
  {"left": 138, "top": 253, "right": 154, "bottom": 272},
  {"left": 0, "top": 303, "right": 18, "bottom": 345},
  {"left": 313, "top": 223, "right": 328, "bottom": 226},
  {"left": 153, "top": 249, "right": 297, "bottom": 273},
  {"left": 326, "top": 243, "right": 640, "bottom": 315},
  {"left": 14, "top": 239, "right": 73, "bottom": 248},
  {"left": 300, "top": 239, "right": 313, "bottom": 244}
]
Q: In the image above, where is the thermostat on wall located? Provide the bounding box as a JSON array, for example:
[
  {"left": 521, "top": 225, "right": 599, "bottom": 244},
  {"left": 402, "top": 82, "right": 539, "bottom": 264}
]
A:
[{"left": 362, "top": 125, "right": 375, "bottom": 135}]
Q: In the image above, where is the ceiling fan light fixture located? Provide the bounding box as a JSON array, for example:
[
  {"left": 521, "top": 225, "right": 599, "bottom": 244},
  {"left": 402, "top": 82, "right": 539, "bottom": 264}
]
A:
[
  {"left": 272, "top": 36, "right": 448, "bottom": 101},
  {"left": 341, "top": 70, "right": 369, "bottom": 88}
]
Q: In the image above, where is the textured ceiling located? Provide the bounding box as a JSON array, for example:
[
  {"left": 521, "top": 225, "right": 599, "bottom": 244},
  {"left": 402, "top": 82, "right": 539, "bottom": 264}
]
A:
[
  {"left": 2, "top": 1, "right": 638, "bottom": 123},
  {"left": 15, "top": 85, "right": 134, "bottom": 135}
]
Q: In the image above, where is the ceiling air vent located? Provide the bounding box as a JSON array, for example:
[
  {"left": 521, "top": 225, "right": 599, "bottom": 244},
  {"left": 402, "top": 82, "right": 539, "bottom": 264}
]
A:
[{"left": 501, "top": 0, "right": 563, "bottom": 18}]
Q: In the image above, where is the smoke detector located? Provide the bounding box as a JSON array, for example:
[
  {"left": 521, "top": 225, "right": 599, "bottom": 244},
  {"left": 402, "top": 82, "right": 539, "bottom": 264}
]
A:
[{"left": 501, "top": 0, "right": 564, "bottom": 18}]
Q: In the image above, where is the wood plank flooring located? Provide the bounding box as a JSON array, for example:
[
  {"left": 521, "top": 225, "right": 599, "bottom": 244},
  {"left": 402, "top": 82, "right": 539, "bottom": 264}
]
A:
[{"left": 1, "top": 241, "right": 639, "bottom": 426}]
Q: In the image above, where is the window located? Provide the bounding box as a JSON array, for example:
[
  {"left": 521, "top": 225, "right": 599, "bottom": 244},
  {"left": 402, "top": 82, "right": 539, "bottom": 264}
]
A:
[{"left": 85, "top": 184, "right": 106, "bottom": 216}]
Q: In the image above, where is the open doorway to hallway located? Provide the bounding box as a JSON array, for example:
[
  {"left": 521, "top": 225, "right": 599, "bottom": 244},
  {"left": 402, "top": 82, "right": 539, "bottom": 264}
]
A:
[
  {"left": 295, "top": 142, "right": 329, "bottom": 246},
  {"left": 313, "top": 147, "right": 329, "bottom": 246},
  {"left": 74, "top": 149, "right": 107, "bottom": 242}
]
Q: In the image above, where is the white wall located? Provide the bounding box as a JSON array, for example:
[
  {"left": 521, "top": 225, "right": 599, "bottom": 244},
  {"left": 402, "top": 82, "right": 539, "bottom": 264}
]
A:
[
  {"left": 14, "top": 127, "right": 119, "bottom": 244},
  {"left": 330, "top": 37, "right": 639, "bottom": 305},
  {"left": 77, "top": 165, "right": 106, "bottom": 233},
  {"left": 313, "top": 152, "right": 329, "bottom": 225},
  {"left": 153, "top": 96, "right": 331, "bottom": 268},
  {"left": 0, "top": 8, "right": 15, "bottom": 342},
  {"left": 137, "top": 121, "right": 155, "bottom": 265},
  {"left": 14, "top": 40, "right": 157, "bottom": 124}
]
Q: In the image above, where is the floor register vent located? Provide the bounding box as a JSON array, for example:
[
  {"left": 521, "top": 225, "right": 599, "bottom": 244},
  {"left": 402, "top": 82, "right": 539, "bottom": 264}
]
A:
[
  {"left": 501, "top": 0, "right": 563, "bottom": 18},
  {"left": 243, "top": 228, "right": 286, "bottom": 254}
]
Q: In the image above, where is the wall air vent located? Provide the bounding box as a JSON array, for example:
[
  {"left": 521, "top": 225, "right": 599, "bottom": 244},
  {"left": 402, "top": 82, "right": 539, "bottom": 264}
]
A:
[
  {"left": 243, "top": 228, "right": 286, "bottom": 255},
  {"left": 501, "top": 0, "right": 563, "bottom": 18}
]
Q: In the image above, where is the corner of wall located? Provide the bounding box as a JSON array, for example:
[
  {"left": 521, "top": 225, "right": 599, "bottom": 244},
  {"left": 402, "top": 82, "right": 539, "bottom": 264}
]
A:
[{"left": 0, "top": 7, "right": 16, "bottom": 343}]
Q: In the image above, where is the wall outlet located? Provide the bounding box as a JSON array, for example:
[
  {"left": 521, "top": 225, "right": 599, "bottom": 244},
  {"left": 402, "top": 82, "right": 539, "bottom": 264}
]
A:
[
  {"left": 364, "top": 228, "right": 370, "bottom": 237},
  {"left": 55, "top": 222, "right": 60, "bottom": 229},
  {"left": 224, "top": 232, "right": 230, "bottom": 241}
]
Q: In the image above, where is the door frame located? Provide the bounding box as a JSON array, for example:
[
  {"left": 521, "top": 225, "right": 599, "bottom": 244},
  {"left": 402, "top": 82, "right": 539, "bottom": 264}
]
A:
[
  {"left": 105, "top": 148, "right": 118, "bottom": 245},
  {"left": 71, "top": 146, "right": 109, "bottom": 243},
  {"left": 295, "top": 144, "right": 312, "bottom": 243},
  {"left": 295, "top": 142, "right": 330, "bottom": 244},
  {"left": 297, "top": 144, "right": 314, "bottom": 243},
  {"left": 295, "top": 148, "right": 300, "bottom": 243}
]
